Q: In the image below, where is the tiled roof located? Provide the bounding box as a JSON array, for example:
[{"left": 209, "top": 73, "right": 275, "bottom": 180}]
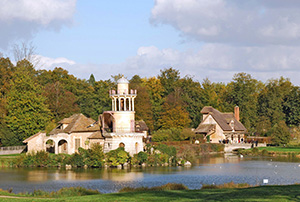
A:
[
  {"left": 23, "top": 132, "right": 42, "bottom": 143},
  {"left": 50, "top": 114, "right": 100, "bottom": 135},
  {"left": 88, "top": 131, "right": 104, "bottom": 139}
]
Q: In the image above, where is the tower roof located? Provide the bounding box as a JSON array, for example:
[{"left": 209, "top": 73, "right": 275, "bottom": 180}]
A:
[{"left": 117, "top": 76, "right": 129, "bottom": 84}]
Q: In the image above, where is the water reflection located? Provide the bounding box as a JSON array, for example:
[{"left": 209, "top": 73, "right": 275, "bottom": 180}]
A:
[{"left": 1, "top": 154, "right": 300, "bottom": 194}]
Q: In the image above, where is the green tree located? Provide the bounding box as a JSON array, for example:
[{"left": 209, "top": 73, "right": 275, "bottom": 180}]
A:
[
  {"left": 88, "top": 74, "right": 96, "bottom": 86},
  {"left": 283, "top": 86, "right": 300, "bottom": 126},
  {"left": 258, "top": 77, "right": 293, "bottom": 126},
  {"left": 5, "top": 60, "right": 51, "bottom": 143},
  {"left": 0, "top": 57, "right": 15, "bottom": 121},
  {"left": 158, "top": 67, "right": 180, "bottom": 96},
  {"left": 227, "top": 73, "right": 262, "bottom": 131},
  {"left": 178, "top": 76, "right": 203, "bottom": 128},
  {"left": 270, "top": 120, "right": 290, "bottom": 145},
  {"left": 106, "top": 147, "right": 130, "bottom": 166}
]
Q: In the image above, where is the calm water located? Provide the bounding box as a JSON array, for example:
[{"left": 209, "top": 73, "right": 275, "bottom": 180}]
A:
[{"left": 1, "top": 154, "right": 300, "bottom": 193}]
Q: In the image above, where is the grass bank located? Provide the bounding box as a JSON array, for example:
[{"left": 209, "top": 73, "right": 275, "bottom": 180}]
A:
[
  {"left": 0, "top": 184, "right": 300, "bottom": 201},
  {"left": 0, "top": 154, "right": 20, "bottom": 167},
  {"left": 239, "top": 146, "right": 300, "bottom": 157}
]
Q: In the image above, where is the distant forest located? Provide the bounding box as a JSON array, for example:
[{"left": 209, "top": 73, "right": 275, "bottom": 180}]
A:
[{"left": 1, "top": 56, "right": 300, "bottom": 146}]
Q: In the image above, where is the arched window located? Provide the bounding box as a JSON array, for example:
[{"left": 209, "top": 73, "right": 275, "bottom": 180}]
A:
[{"left": 119, "top": 142, "right": 125, "bottom": 148}]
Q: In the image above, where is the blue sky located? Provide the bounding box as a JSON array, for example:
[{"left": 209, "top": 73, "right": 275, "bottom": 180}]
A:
[{"left": 1, "top": 0, "right": 300, "bottom": 85}]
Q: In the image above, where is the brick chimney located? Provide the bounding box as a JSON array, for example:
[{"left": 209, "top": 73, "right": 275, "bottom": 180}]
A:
[{"left": 234, "top": 106, "right": 240, "bottom": 122}]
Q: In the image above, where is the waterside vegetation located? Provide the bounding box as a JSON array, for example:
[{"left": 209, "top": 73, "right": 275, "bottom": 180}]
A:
[{"left": 0, "top": 183, "right": 300, "bottom": 201}]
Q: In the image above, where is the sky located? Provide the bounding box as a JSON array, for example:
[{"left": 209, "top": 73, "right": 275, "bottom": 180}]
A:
[{"left": 1, "top": 0, "right": 300, "bottom": 85}]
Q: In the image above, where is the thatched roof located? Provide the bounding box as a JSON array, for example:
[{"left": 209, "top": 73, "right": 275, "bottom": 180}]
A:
[
  {"left": 198, "top": 106, "right": 247, "bottom": 132},
  {"left": 195, "top": 124, "right": 216, "bottom": 134},
  {"left": 50, "top": 114, "right": 100, "bottom": 135}
]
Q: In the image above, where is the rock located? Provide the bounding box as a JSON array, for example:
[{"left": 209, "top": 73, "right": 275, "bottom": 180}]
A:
[
  {"left": 123, "top": 162, "right": 129, "bottom": 167},
  {"left": 83, "top": 165, "right": 88, "bottom": 169},
  {"left": 141, "top": 163, "right": 146, "bottom": 167},
  {"left": 184, "top": 161, "right": 192, "bottom": 167},
  {"left": 117, "top": 164, "right": 122, "bottom": 169},
  {"left": 65, "top": 164, "right": 72, "bottom": 169},
  {"left": 163, "top": 162, "right": 169, "bottom": 166}
]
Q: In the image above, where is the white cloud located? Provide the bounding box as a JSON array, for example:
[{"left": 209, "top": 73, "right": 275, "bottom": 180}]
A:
[
  {"left": 0, "top": 0, "right": 77, "bottom": 49},
  {"left": 39, "top": 44, "right": 300, "bottom": 85},
  {"left": 151, "top": 0, "right": 300, "bottom": 45},
  {"left": 36, "top": 55, "right": 76, "bottom": 70}
]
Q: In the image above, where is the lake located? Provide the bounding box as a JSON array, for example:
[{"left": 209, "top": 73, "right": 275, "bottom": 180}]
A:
[{"left": 1, "top": 154, "right": 300, "bottom": 193}]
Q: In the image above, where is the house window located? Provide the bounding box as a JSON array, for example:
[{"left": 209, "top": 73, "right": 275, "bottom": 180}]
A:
[{"left": 75, "top": 138, "right": 80, "bottom": 151}]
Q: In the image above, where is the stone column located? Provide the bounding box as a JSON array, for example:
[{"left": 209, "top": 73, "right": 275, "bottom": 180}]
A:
[
  {"left": 129, "top": 97, "right": 132, "bottom": 111},
  {"left": 55, "top": 140, "right": 58, "bottom": 154},
  {"left": 114, "top": 98, "right": 117, "bottom": 111},
  {"left": 132, "top": 97, "right": 135, "bottom": 111},
  {"left": 124, "top": 97, "right": 127, "bottom": 111}
]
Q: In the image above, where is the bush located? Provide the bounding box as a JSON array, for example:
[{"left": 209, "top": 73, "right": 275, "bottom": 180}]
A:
[
  {"left": 119, "top": 183, "right": 188, "bottom": 193},
  {"left": 31, "top": 187, "right": 100, "bottom": 198},
  {"left": 202, "top": 181, "right": 251, "bottom": 189},
  {"left": 132, "top": 152, "right": 148, "bottom": 165},
  {"left": 106, "top": 147, "right": 130, "bottom": 167}
]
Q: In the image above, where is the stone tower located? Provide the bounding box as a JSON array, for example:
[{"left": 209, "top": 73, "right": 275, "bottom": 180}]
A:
[{"left": 109, "top": 76, "right": 137, "bottom": 133}]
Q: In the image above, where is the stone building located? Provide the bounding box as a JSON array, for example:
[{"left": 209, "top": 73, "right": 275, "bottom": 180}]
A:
[
  {"left": 195, "top": 106, "right": 247, "bottom": 143},
  {"left": 23, "top": 76, "right": 146, "bottom": 156}
]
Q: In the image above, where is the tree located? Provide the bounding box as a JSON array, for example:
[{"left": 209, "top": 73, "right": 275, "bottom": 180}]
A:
[
  {"left": 270, "top": 120, "right": 290, "bottom": 145},
  {"left": 283, "top": 86, "right": 300, "bottom": 126},
  {"left": 178, "top": 76, "right": 203, "bottom": 128},
  {"left": 0, "top": 57, "right": 15, "bottom": 121},
  {"left": 158, "top": 67, "right": 180, "bottom": 96},
  {"left": 227, "top": 73, "right": 262, "bottom": 131},
  {"left": 144, "top": 77, "right": 165, "bottom": 130},
  {"left": 88, "top": 74, "right": 96, "bottom": 86},
  {"left": 130, "top": 75, "right": 154, "bottom": 131},
  {"left": 258, "top": 77, "right": 293, "bottom": 126},
  {"left": 5, "top": 60, "right": 51, "bottom": 143},
  {"left": 43, "top": 81, "right": 80, "bottom": 121},
  {"left": 157, "top": 93, "right": 191, "bottom": 129}
]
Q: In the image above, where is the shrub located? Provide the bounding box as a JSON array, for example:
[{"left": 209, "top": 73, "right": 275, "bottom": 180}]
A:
[
  {"left": 202, "top": 181, "right": 251, "bottom": 189},
  {"left": 84, "top": 144, "right": 105, "bottom": 167},
  {"left": 119, "top": 183, "right": 188, "bottom": 193},
  {"left": 106, "top": 147, "right": 130, "bottom": 167},
  {"left": 132, "top": 152, "right": 148, "bottom": 165},
  {"left": 31, "top": 187, "right": 100, "bottom": 198}
]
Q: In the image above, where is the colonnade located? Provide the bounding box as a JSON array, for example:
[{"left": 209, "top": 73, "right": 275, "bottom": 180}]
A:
[{"left": 111, "top": 96, "right": 135, "bottom": 111}]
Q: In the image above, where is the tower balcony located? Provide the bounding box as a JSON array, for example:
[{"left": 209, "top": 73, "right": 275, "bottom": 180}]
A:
[{"left": 109, "top": 89, "right": 137, "bottom": 96}]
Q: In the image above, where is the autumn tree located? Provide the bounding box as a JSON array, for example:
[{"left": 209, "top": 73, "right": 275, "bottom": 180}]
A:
[
  {"left": 5, "top": 60, "right": 51, "bottom": 143},
  {"left": 43, "top": 81, "right": 80, "bottom": 121},
  {"left": 143, "top": 77, "right": 165, "bottom": 130},
  {"left": 130, "top": 75, "right": 154, "bottom": 131},
  {"left": 157, "top": 92, "right": 191, "bottom": 129}
]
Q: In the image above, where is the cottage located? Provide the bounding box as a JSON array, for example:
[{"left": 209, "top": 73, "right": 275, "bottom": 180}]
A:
[
  {"left": 195, "top": 106, "right": 247, "bottom": 143},
  {"left": 24, "top": 76, "right": 146, "bottom": 156}
]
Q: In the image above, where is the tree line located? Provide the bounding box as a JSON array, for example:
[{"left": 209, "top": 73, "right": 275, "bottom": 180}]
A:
[{"left": 0, "top": 57, "right": 299, "bottom": 146}]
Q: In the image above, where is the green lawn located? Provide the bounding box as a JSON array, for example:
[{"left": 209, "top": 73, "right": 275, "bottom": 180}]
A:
[
  {"left": 258, "top": 146, "right": 300, "bottom": 152},
  {"left": 0, "top": 185, "right": 300, "bottom": 201}
]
